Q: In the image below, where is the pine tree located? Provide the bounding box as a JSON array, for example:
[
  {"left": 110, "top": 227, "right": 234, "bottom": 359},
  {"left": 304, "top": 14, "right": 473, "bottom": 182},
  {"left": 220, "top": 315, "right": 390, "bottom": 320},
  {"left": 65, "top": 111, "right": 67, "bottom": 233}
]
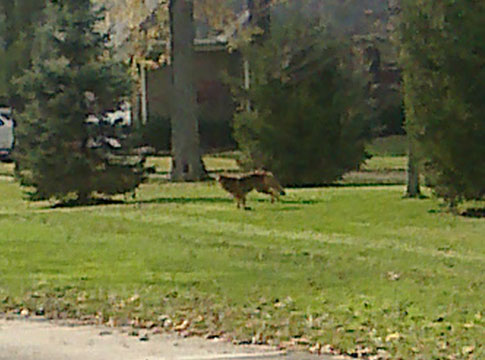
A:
[
  {"left": 233, "top": 2, "right": 372, "bottom": 186},
  {"left": 14, "top": 0, "right": 146, "bottom": 204},
  {"left": 0, "top": 0, "right": 46, "bottom": 106},
  {"left": 400, "top": 0, "right": 485, "bottom": 206}
]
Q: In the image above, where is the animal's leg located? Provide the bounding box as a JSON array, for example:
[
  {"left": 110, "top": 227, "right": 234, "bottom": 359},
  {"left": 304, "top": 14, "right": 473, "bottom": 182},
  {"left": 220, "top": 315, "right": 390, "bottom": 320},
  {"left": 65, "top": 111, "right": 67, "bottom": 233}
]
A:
[{"left": 270, "top": 190, "right": 279, "bottom": 203}]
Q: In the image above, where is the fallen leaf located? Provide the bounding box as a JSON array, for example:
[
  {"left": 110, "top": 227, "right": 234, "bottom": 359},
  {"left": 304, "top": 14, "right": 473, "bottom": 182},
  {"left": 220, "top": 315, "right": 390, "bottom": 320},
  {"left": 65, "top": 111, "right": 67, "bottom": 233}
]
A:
[
  {"left": 76, "top": 293, "right": 87, "bottom": 303},
  {"left": 387, "top": 271, "right": 401, "bottom": 281},
  {"left": 174, "top": 319, "right": 190, "bottom": 332},
  {"left": 128, "top": 294, "right": 140, "bottom": 303},
  {"left": 385, "top": 332, "right": 401, "bottom": 342},
  {"left": 163, "top": 319, "right": 173, "bottom": 329},
  {"left": 321, "top": 344, "right": 337, "bottom": 355},
  {"left": 143, "top": 321, "right": 156, "bottom": 329},
  {"left": 462, "top": 345, "right": 475, "bottom": 354},
  {"left": 438, "top": 341, "right": 448, "bottom": 350}
]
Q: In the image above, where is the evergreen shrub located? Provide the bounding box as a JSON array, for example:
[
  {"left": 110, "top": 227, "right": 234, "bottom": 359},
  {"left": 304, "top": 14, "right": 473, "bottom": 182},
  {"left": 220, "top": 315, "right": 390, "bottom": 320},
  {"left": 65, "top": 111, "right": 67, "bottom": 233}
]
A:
[
  {"left": 400, "top": 0, "right": 485, "bottom": 205},
  {"left": 14, "top": 1, "right": 146, "bottom": 203},
  {"left": 234, "top": 9, "right": 372, "bottom": 186}
]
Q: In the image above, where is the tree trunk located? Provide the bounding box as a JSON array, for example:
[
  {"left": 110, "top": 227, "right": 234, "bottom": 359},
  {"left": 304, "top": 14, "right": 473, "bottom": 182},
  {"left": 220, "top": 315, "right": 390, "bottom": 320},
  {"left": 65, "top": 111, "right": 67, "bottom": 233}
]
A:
[
  {"left": 406, "top": 137, "right": 421, "bottom": 197},
  {"left": 169, "top": 0, "right": 206, "bottom": 181}
]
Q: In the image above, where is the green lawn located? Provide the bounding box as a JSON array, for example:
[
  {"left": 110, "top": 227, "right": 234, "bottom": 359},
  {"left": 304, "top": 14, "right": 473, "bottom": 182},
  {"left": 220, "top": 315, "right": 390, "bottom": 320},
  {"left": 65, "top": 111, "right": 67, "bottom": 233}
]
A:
[
  {"left": 367, "top": 135, "right": 408, "bottom": 157},
  {"left": 147, "top": 155, "right": 239, "bottom": 175},
  {"left": 145, "top": 154, "right": 408, "bottom": 185},
  {"left": 0, "top": 178, "right": 483, "bottom": 359},
  {"left": 0, "top": 162, "right": 13, "bottom": 177},
  {"left": 363, "top": 156, "right": 407, "bottom": 172}
]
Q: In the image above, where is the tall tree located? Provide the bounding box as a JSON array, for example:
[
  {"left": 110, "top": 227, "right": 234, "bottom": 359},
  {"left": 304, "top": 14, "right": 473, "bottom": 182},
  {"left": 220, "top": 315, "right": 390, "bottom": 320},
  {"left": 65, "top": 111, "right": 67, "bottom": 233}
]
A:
[
  {"left": 388, "top": 0, "right": 421, "bottom": 198},
  {"left": 169, "top": 0, "right": 206, "bottom": 181},
  {"left": 0, "top": 0, "right": 46, "bottom": 107},
  {"left": 399, "top": 0, "right": 485, "bottom": 206}
]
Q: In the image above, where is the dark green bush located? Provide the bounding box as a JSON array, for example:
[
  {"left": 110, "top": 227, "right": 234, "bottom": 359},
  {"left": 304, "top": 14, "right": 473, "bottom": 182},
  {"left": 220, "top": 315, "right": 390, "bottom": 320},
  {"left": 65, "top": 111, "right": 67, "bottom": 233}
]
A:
[
  {"left": 199, "top": 118, "right": 236, "bottom": 153},
  {"left": 132, "top": 116, "right": 171, "bottom": 152},
  {"left": 233, "top": 10, "right": 372, "bottom": 186}
]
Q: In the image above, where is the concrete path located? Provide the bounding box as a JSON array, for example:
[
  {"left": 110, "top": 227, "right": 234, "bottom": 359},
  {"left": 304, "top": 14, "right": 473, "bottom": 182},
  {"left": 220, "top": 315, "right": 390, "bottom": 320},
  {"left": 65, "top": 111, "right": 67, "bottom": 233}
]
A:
[{"left": 0, "top": 318, "right": 341, "bottom": 360}]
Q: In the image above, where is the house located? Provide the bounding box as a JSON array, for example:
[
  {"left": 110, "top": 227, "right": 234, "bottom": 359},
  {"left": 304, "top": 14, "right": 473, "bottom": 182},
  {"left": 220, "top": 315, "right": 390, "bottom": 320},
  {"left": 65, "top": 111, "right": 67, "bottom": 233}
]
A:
[
  {"left": 147, "top": 42, "right": 243, "bottom": 152},
  {"left": 146, "top": 0, "right": 257, "bottom": 152},
  {"left": 120, "top": 0, "right": 400, "bottom": 152}
]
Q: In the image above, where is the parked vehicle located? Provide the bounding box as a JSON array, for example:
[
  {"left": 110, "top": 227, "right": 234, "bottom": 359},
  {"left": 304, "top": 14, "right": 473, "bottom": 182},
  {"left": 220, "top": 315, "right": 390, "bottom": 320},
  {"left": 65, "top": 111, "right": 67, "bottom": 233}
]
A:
[{"left": 0, "top": 107, "right": 14, "bottom": 161}]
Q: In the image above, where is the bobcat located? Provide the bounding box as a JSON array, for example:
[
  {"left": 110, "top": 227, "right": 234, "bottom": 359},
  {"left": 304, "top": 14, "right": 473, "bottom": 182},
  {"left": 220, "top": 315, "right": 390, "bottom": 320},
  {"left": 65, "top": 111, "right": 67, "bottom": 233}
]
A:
[{"left": 218, "top": 170, "right": 286, "bottom": 209}]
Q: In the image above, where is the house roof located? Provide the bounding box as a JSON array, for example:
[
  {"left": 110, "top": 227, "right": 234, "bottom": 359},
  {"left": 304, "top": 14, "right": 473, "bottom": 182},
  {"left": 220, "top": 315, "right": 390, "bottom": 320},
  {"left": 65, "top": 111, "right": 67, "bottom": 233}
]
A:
[{"left": 107, "top": 0, "right": 251, "bottom": 57}]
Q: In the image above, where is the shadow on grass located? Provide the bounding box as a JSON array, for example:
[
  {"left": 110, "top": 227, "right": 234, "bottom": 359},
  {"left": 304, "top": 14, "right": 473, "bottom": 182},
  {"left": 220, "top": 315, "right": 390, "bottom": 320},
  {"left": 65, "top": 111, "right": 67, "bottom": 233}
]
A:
[
  {"left": 134, "top": 197, "right": 320, "bottom": 206},
  {"left": 253, "top": 198, "right": 322, "bottom": 205},
  {"left": 51, "top": 198, "right": 125, "bottom": 209},
  {"left": 288, "top": 182, "right": 405, "bottom": 188},
  {"left": 44, "top": 196, "right": 320, "bottom": 209},
  {"left": 44, "top": 181, "right": 402, "bottom": 210},
  {"left": 152, "top": 169, "right": 239, "bottom": 176},
  {"left": 461, "top": 208, "right": 485, "bottom": 219},
  {"left": 428, "top": 207, "right": 485, "bottom": 218},
  {"left": 131, "top": 197, "right": 234, "bottom": 206},
  {"left": 403, "top": 194, "right": 430, "bottom": 200}
]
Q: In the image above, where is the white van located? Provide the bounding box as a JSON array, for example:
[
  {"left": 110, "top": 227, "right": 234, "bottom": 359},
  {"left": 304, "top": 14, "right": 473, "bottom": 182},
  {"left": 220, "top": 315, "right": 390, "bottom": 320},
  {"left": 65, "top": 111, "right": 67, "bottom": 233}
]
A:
[{"left": 0, "top": 107, "right": 14, "bottom": 161}]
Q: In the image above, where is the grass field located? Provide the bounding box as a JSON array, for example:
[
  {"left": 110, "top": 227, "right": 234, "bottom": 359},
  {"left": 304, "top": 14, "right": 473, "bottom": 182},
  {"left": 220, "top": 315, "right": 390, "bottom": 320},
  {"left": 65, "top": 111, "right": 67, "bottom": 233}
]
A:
[
  {"left": 366, "top": 136, "right": 408, "bottom": 157},
  {"left": 1, "top": 154, "right": 407, "bottom": 185},
  {"left": 0, "top": 162, "right": 13, "bottom": 177},
  {"left": 0, "top": 172, "right": 484, "bottom": 358},
  {"left": 149, "top": 153, "right": 408, "bottom": 186},
  {"left": 0, "top": 138, "right": 482, "bottom": 358},
  {"left": 145, "top": 155, "right": 408, "bottom": 174}
]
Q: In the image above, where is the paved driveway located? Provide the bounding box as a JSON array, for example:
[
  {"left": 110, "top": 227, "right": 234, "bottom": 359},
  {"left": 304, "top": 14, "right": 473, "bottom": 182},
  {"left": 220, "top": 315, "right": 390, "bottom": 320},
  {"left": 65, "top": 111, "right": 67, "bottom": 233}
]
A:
[{"left": 0, "top": 318, "right": 342, "bottom": 360}]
